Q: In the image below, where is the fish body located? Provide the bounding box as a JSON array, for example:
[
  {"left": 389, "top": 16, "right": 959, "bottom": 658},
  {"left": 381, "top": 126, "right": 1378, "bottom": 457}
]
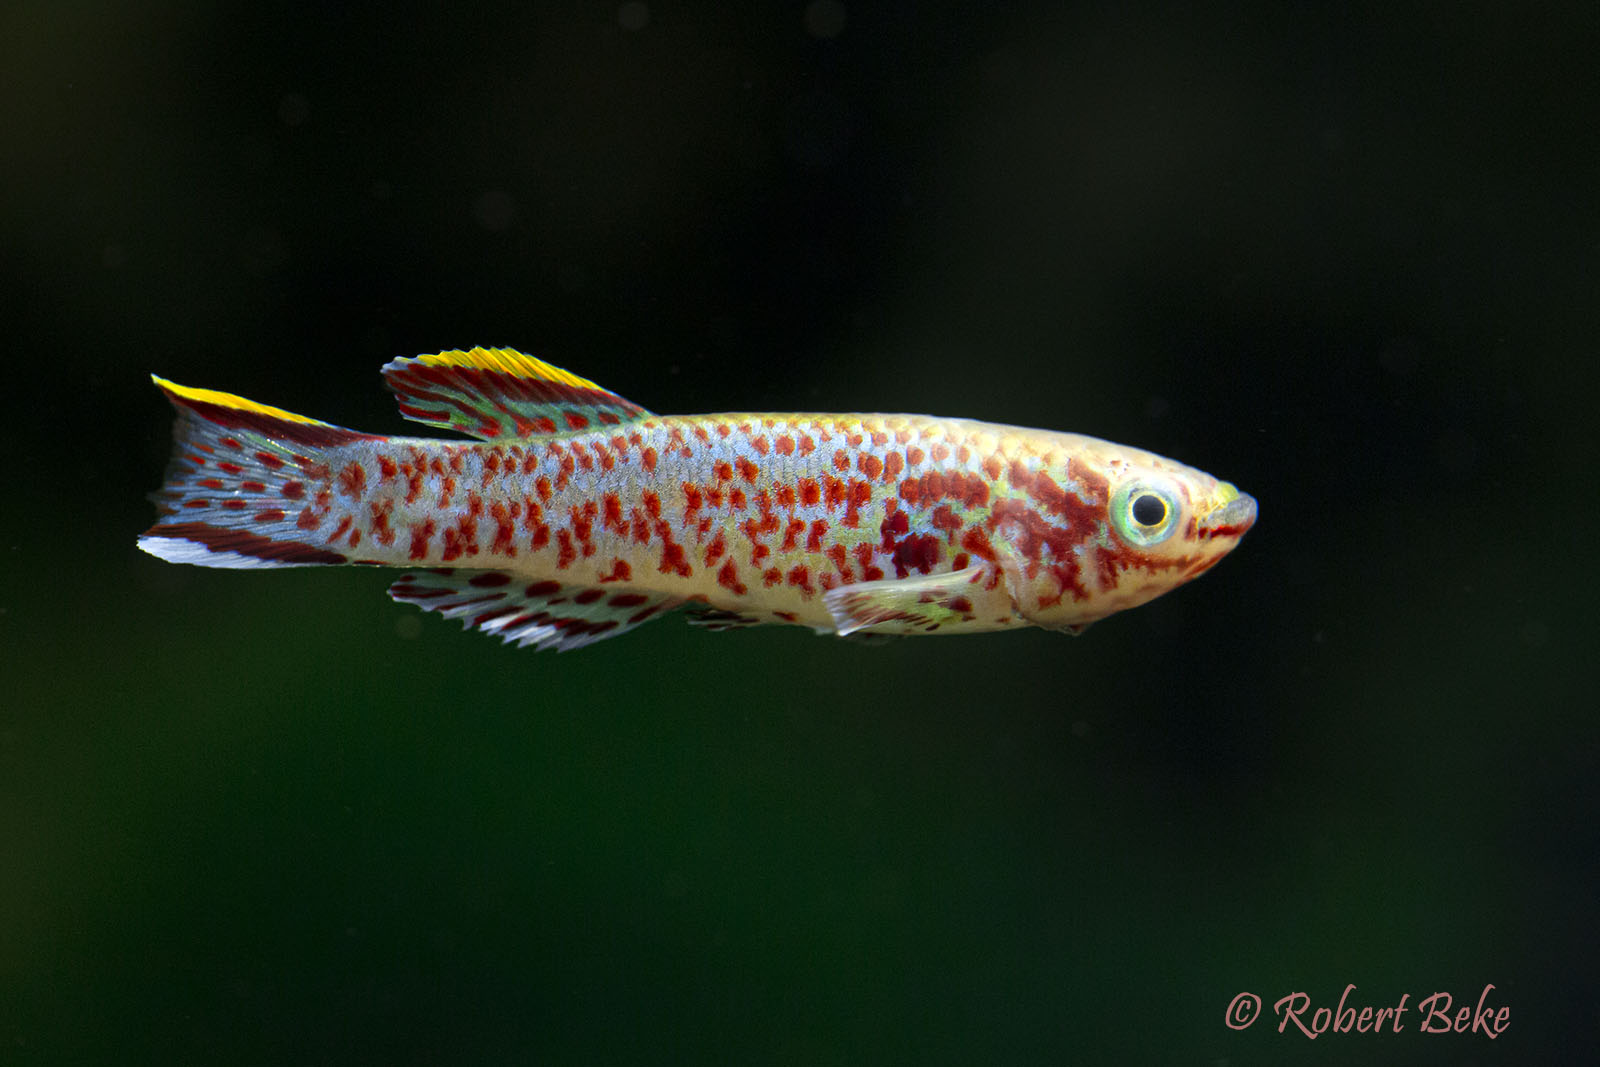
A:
[{"left": 139, "top": 348, "right": 1256, "bottom": 650}]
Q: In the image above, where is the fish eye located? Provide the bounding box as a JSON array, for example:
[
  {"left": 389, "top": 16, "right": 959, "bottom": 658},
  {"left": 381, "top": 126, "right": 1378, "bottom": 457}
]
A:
[
  {"left": 1111, "top": 481, "right": 1180, "bottom": 547},
  {"left": 1131, "top": 492, "right": 1167, "bottom": 527}
]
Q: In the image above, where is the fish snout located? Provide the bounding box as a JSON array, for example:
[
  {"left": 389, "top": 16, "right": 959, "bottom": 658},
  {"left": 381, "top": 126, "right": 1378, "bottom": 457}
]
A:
[{"left": 1201, "top": 486, "right": 1257, "bottom": 539}]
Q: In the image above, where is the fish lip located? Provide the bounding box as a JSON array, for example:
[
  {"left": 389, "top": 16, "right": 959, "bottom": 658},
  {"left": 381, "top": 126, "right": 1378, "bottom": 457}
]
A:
[{"left": 1201, "top": 491, "right": 1258, "bottom": 537}]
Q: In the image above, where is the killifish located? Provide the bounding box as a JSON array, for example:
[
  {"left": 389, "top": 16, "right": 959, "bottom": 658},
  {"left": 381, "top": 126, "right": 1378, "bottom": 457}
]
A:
[{"left": 138, "top": 347, "right": 1256, "bottom": 650}]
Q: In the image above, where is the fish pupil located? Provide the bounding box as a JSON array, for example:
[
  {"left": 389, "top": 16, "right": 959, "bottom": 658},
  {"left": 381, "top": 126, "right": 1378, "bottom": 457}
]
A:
[{"left": 1132, "top": 493, "right": 1166, "bottom": 526}]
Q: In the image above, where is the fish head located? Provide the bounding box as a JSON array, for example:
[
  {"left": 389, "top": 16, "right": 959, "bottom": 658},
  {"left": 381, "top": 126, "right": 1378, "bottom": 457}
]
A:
[{"left": 996, "top": 434, "right": 1257, "bottom": 629}]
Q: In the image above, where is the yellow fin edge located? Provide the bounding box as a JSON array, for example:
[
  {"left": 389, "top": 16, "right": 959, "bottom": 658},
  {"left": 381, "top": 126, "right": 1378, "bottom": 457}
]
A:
[
  {"left": 412, "top": 347, "right": 610, "bottom": 393},
  {"left": 150, "top": 375, "right": 332, "bottom": 427}
]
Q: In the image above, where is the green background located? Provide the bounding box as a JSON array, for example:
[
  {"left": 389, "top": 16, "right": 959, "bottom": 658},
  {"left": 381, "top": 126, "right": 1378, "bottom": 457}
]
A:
[{"left": 3, "top": 2, "right": 1593, "bottom": 1063}]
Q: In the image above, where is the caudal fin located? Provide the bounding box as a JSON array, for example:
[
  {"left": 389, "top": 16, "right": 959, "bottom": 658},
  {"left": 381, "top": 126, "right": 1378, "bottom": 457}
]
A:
[{"left": 137, "top": 376, "right": 382, "bottom": 569}]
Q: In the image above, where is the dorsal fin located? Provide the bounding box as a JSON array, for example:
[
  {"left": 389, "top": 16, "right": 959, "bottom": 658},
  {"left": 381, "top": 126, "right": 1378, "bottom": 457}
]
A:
[{"left": 381, "top": 347, "right": 652, "bottom": 441}]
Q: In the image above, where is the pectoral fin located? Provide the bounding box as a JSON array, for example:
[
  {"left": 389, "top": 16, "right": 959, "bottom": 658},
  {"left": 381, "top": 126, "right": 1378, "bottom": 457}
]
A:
[{"left": 822, "top": 565, "right": 995, "bottom": 636}]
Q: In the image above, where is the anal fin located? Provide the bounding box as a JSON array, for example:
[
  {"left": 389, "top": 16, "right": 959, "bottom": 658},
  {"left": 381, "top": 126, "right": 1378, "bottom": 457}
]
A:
[
  {"left": 388, "top": 570, "right": 680, "bottom": 651},
  {"left": 822, "top": 565, "right": 994, "bottom": 636}
]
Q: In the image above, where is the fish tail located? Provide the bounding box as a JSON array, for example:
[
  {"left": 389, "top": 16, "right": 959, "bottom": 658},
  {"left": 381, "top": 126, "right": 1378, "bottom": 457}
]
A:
[{"left": 137, "top": 375, "right": 381, "bottom": 568}]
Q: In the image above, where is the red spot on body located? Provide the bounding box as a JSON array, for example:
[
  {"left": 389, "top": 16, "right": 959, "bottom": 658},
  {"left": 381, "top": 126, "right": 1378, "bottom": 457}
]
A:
[
  {"left": 880, "top": 509, "right": 909, "bottom": 550},
  {"left": 798, "top": 433, "right": 815, "bottom": 456},
  {"left": 714, "top": 460, "right": 733, "bottom": 482},
  {"left": 883, "top": 451, "right": 903, "bottom": 482},
  {"left": 845, "top": 479, "right": 872, "bottom": 527},
  {"left": 892, "top": 534, "right": 941, "bottom": 577},
  {"left": 736, "top": 456, "right": 760, "bottom": 483},
  {"left": 931, "top": 504, "right": 962, "bottom": 543},
  {"left": 370, "top": 500, "right": 396, "bottom": 546},
  {"left": 408, "top": 519, "right": 436, "bottom": 560},
  {"left": 489, "top": 501, "right": 519, "bottom": 555},
  {"left": 717, "top": 558, "right": 747, "bottom": 595},
  {"left": 776, "top": 435, "right": 795, "bottom": 456},
  {"left": 781, "top": 518, "right": 806, "bottom": 551},
  {"left": 297, "top": 507, "right": 318, "bottom": 530},
  {"left": 907, "top": 446, "right": 925, "bottom": 466},
  {"left": 598, "top": 558, "right": 632, "bottom": 582},
  {"left": 704, "top": 530, "right": 727, "bottom": 566},
  {"left": 338, "top": 461, "right": 366, "bottom": 499},
  {"left": 751, "top": 436, "right": 769, "bottom": 456},
  {"left": 603, "top": 493, "right": 625, "bottom": 534},
  {"left": 853, "top": 542, "right": 883, "bottom": 582},
  {"left": 556, "top": 530, "right": 576, "bottom": 569},
  {"left": 730, "top": 488, "right": 747, "bottom": 510},
  {"left": 536, "top": 476, "right": 551, "bottom": 501},
  {"left": 571, "top": 500, "right": 598, "bottom": 557},
  {"left": 787, "top": 565, "right": 814, "bottom": 594},
  {"left": 799, "top": 479, "right": 821, "bottom": 507},
  {"left": 931, "top": 443, "right": 950, "bottom": 462},
  {"left": 643, "top": 446, "right": 658, "bottom": 472},
  {"left": 824, "top": 475, "right": 848, "bottom": 511},
  {"left": 832, "top": 449, "right": 849, "bottom": 472},
  {"left": 378, "top": 455, "right": 397, "bottom": 481},
  {"left": 763, "top": 567, "right": 782, "bottom": 587},
  {"left": 657, "top": 523, "right": 692, "bottom": 577},
  {"left": 961, "top": 526, "right": 996, "bottom": 562},
  {"left": 859, "top": 454, "right": 882, "bottom": 480},
  {"left": 806, "top": 519, "right": 828, "bottom": 552}
]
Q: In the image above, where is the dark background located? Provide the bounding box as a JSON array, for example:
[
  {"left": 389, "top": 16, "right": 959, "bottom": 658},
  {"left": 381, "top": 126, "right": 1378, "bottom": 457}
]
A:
[{"left": 3, "top": 1, "right": 1594, "bottom": 1063}]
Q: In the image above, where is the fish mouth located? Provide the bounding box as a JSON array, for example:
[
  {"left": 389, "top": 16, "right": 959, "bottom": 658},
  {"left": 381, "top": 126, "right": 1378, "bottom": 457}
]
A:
[{"left": 1201, "top": 484, "right": 1257, "bottom": 538}]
